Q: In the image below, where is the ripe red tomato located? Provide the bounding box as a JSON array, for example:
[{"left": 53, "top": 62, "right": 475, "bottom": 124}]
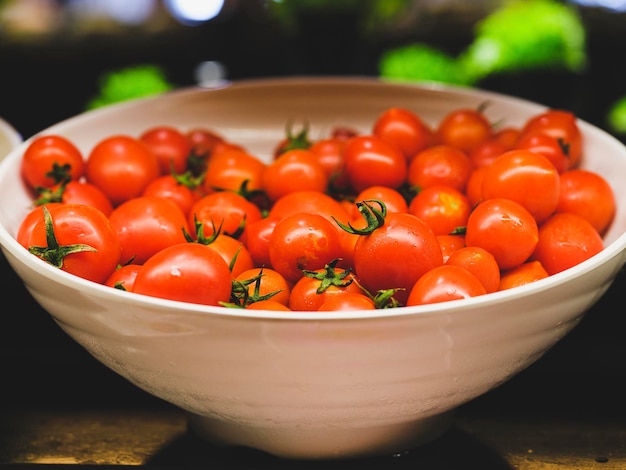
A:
[
  {"left": 21, "top": 135, "right": 85, "bottom": 190},
  {"left": 372, "top": 107, "right": 433, "bottom": 160},
  {"left": 267, "top": 190, "right": 350, "bottom": 224},
  {"left": 142, "top": 173, "right": 202, "bottom": 216},
  {"left": 139, "top": 125, "right": 192, "bottom": 174},
  {"left": 465, "top": 198, "right": 539, "bottom": 271},
  {"left": 104, "top": 263, "right": 142, "bottom": 291},
  {"left": 85, "top": 135, "right": 160, "bottom": 206},
  {"left": 186, "top": 127, "right": 225, "bottom": 156},
  {"left": 353, "top": 186, "right": 409, "bottom": 215},
  {"left": 269, "top": 212, "right": 344, "bottom": 284},
  {"left": 519, "top": 109, "right": 582, "bottom": 168},
  {"left": 34, "top": 180, "right": 114, "bottom": 217},
  {"left": 188, "top": 191, "right": 263, "bottom": 239},
  {"left": 408, "top": 185, "right": 471, "bottom": 236},
  {"left": 531, "top": 212, "right": 604, "bottom": 275},
  {"left": 481, "top": 149, "right": 560, "bottom": 223},
  {"left": 446, "top": 246, "right": 501, "bottom": 293},
  {"left": 437, "top": 234, "right": 466, "bottom": 263},
  {"left": 556, "top": 169, "right": 616, "bottom": 235},
  {"left": 406, "top": 265, "right": 487, "bottom": 306},
  {"left": 243, "top": 216, "right": 279, "bottom": 268},
  {"left": 317, "top": 292, "right": 376, "bottom": 311},
  {"left": 108, "top": 196, "right": 190, "bottom": 265},
  {"left": 16, "top": 203, "right": 62, "bottom": 248},
  {"left": 234, "top": 267, "right": 291, "bottom": 307},
  {"left": 203, "top": 148, "right": 266, "bottom": 195},
  {"left": 132, "top": 242, "right": 232, "bottom": 306},
  {"left": 514, "top": 132, "right": 570, "bottom": 173},
  {"left": 469, "top": 138, "right": 509, "bottom": 168},
  {"left": 350, "top": 207, "right": 443, "bottom": 305},
  {"left": 200, "top": 233, "right": 255, "bottom": 278},
  {"left": 435, "top": 107, "right": 493, "bottom": 154},
  {"left": 342, "top": 135, "right": 407, "bottom": 193},
  {"left": 407, "top": 145, "right": 472, "bottom": 193},
  {"left": 498, "top": 260, "right": 549, "bottom": 291},
  {"left": 261, "top": 149, "right": 328, "bottom": 202},
  {"left": 27, "top": 204, "right": 121, "bottom": 284},
  {"left": 308, "top": 136, "right": 350, "bottom": 191},
  {"left": 288, "top": 263, "right": 363, "bottom": 311},
  {"left": 246, "top": 300, "right": 292, "bottom": 311}
]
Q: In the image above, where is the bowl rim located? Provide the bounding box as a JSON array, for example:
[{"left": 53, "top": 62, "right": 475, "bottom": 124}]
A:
[
  {"left": 0, "top": 76, "right": 625, "bottom": 321},
  {"left": 0, "top": 115, "right": 22, "bottom": 159}
]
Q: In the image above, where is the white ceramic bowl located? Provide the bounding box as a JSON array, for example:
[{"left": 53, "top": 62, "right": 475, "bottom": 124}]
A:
[
  {"left": 0, "top": 115, "right": 21, "bottom": 160},
  {"left": 1, "top": 78, "right": 625, "bottom": 460}
]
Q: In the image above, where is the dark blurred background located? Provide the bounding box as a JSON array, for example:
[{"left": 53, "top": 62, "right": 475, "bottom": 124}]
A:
[{"left": 0, "top": 0, "right": 625, "bottom": 433}]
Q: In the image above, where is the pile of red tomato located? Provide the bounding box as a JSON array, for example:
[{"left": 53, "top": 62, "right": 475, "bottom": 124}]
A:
[{"left": 16, "top": 104, "right": 617, "bottom": 311}]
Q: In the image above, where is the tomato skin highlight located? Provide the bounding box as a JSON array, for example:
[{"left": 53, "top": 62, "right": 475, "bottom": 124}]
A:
[{"left": 133, "top": 243, "right": 232, "bottom": 306}]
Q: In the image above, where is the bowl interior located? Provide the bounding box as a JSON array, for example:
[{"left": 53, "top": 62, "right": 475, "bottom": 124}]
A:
[
  {"left": 0, "top": 116, "right": 22, "bottom": 160},
  {"left": 0, "top": 77, "right": 625, "bottom": 320}
]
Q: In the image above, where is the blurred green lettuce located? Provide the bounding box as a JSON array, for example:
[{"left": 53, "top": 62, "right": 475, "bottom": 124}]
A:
[
  {"left": 380, "top": 0, "right": 587, "bottom": 86},
  {"left": 86, "top": 64, "right": 174, "bottom": 110}
]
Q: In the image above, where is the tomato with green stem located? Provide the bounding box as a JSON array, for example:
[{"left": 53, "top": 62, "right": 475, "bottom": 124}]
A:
[
  {"left": 21, "top": 134, "right": 85, "bottom": 190},
  {"left": 27, "top": 204, "right": 121, "bottom": 284}
]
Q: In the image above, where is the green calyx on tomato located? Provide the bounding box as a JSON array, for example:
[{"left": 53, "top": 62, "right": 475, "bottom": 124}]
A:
[
  {"left": 300, "top": 258, "right": 354, "bottom": 294},
  {"left": 227, "top": 267, "right": 284, "bottom": 308},
  {"left": 334, "top": 199, "right": 387, "bottom": 236},
  {"left": 27, "top": 206, "right": 97, "bottom": 268},
  {"left": 274, "top": 120, "right": 312, "bottom": 157}
]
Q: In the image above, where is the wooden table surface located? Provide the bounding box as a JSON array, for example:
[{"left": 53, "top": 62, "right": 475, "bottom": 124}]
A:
[{"left": 1, "top": 251, "right": 625, "bottom": 469}]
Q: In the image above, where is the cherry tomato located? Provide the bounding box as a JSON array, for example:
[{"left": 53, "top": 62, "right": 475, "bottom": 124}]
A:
[
  {"left": 446, "top": 246, "right": 501, "bottom": 293},
  {"left": 481, "top": 149, "right": 560, "bottom": 223},
  {"left": 342, "top": 135, "right": 407, "bottom": 193},
  {"left": 519, "top": 109, "right": 582, "bottom": 168},
  {"left": 308, "top": 136, "right": 350, "bottom": 191},
  {"left": 234, "top": 267, "right": 291, "bottom": 306},
  {"left": 139, "top": 125, "right": 192, "bottom": 175},
  {"left": 188, "top": 191, "right": 263, "bottom": 239},
  {"left": 269, "top": 212, "right": 344, "bottom": 284},
  {"left": 469, "top": 138, "right": 509, "bottom": 168},
  {"left": 498, "top": 260, "right": 549, "bottom": 291},
  {"left": 132, "top": 242, "right": 232, "bottom": 306},
  {"left": 27, "top": 204, "right": 121, "bottom": 284},
  {"left": 317, "top": 292, "right": 376, "bottom": 311},
  {"left": 108, "top": 196, "right": 190, "bottom": 265},
  {"left": 203, "top": 233, "right": 255, "bottom": 278},
  {"left": 407, "top": 145, "right": 472, "bottom": 192},
  {"left": 186, "top": 127, "right": 225, "bottom": 156},
  {"left": 203, "top": 148, "right": 266, "bottom": 195},
  {"left": 85, "top": 135, "right": 160, "bottom": 206},
  {"left": 492, "top": 126, "right": 521, "bottom": 149},
  {"left": 243, "top": 216, "right": 279, "bottom": 268},
  {"left": 465, "top": 198, "right": 539, "bottom": 271},
  {"left": 372, "top": 107, "right": 433, "bottom": 160},
  {"left": 142, "top": 173, "right": 202, "bottom": 216},
  {"left": 406, "top": 265, "right": 487, "bottom": 306},
  {"left": 104, "top": 263, "right": 142, "bottom": 291},
  {"left": 435, "top": 107, "right": 493, "bottom": 154},
  {"left": 408, "top": 185, "right": 471, "bottom": 236},
  {"left": 261, "top": 149, "right": 328, "bottom": 202},
  {"left": 437, "top": 234, "right": 466, "bottom": 263},
  {"left": 16, "top": 203, "right": 62, "bottom": 248},
  {"left": 531, "top": 212, "right": 604, "bottom": 275},
  {"left": 556, "top": 169, "right": 616, "bottom": 235},
  {"left": 34, "top": 180, "right": 114, "bottom": 217},
  {"left": 288, "top": 262, "right": 362, "bottom": 311},
  {"left": 350, "top": 204, "right": 443, "bottom": 305},
  {"left": 21, "top": 134, "right": 85, "bottom": 190},
  {"left": 353, "top": 186, "right": 408, "bottom": 216},
  {"left": 514, "top": 132, "right": 570, "bottom": 174},
  {"left": 465, "top": 166, "right": 487, "bottom": 207}
]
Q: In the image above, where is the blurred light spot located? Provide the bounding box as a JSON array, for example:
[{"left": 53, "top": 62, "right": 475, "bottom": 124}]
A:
[
  {"left": 66, "top": 0, "right": 157, "bottom": 25},
  {"left": 164, "top": 0, "right": 225, "bottom": 25},
  {"left": 569, "top": 0, "right": 626, "bottom": 12},
  {"left": 195, "top": 61, "right": 228, "bottom": 88}
]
